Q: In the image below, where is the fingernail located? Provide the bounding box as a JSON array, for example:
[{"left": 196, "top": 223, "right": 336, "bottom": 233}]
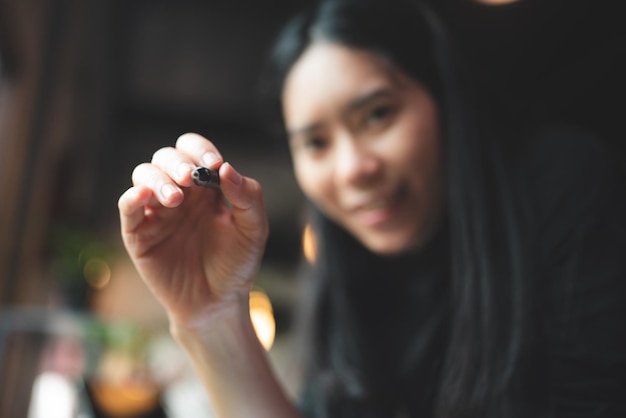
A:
[
  {"left": 161, "top": 183, "right": 179, "bottom": 200},
  {"left": 223, "top": 162, "right": 242, "bottom": 185},
  {"left": 202, "top": 152, "right": 220, "bottom": 168}
]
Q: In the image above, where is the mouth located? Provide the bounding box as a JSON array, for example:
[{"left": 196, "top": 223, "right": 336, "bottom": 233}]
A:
[{"left": 349, "top": 186, "right": 406, "bottom": 226}]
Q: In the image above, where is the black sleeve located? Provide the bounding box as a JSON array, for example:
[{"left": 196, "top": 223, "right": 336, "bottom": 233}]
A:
[{"left": 528, "top": 127, "right": 626, "bottom": 417}]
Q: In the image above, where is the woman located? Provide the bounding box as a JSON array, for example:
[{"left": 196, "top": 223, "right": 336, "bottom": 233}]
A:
[{"left": 118, "top": 0, "right": 626, "bottom": 417}]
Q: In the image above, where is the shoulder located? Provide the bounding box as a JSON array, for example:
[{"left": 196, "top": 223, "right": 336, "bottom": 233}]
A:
[
  {"left": 512, "top": 125, "right": 626, "bottom": 325},
  {"left": 520, "top": 125, "right": 613, "bottom": 220},
  {"left": 519, "top": 126, "right": 626, "bottom": 413},
  {"left": 513, "top": 124, "right": 625, "bottom": 268},
  {"left": 512, "top": 125, "right": 621, "bottom": 248}
]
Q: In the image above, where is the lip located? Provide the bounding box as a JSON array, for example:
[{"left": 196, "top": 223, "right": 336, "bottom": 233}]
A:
[{"left": 348, "top": 187, "right": 405, "bottom": 227}]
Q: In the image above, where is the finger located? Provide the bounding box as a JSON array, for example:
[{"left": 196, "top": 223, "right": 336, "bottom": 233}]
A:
[
  {"left": 175, "top": 132, "right": 224, "bottom": 169},
  {"left": 132, "top": 162, "right": 184, "bottom": 208},
  {"left": 151, "top": 146, "right": 196, "bottom": 187},
  {"left": 118, "top": 186, "right": 152, "bottom": 234},
  {"left": 218, "top": 162, "right": 269, "bottom": 240}
]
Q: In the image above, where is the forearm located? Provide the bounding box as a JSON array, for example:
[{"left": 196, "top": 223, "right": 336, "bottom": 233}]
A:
[{"left": 170, "top": 294, "right": 303, "bottom": 418}]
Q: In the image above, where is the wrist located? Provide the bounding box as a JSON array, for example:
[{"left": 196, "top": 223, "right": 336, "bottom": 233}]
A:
[{"left": 169, "top": 289, "right": 254, "bottom": 347}]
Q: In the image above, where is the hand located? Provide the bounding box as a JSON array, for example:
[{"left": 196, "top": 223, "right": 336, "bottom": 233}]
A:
[{"left": 118, "top": 133, "right": 269, "bottom": 329}]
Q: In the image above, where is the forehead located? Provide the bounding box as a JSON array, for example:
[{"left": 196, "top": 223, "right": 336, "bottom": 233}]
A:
[
  {"left": 287, "top": 42, "right": 393, "bottom": 85},
  {"left": 282, "top": 43, "right": 398, "bottom": 125}
]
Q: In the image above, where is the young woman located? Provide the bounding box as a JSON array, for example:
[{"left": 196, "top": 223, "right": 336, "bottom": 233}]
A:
[{"left": 117, "top": 0, "right": 626, "bottom": 417}]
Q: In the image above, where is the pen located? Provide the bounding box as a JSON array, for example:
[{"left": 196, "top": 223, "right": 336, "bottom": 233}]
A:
[{"left": 192, "top": 167, "right": 220, "bottom": 189}]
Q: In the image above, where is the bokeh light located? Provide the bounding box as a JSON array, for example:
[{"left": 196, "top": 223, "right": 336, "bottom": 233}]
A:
[
  {"left": 83, "top": 258, "right": 112, "bottom": 289},
  {"left": 302, "top": 223, "right": 317, "bottom": 264},
  {"left": 249, "top": 289, "right": 276, "bottom": 351}
]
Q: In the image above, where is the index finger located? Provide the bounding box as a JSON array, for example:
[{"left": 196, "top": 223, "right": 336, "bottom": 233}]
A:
[{"left": 175, "top": 133, "right": 224, "bottom": 169}]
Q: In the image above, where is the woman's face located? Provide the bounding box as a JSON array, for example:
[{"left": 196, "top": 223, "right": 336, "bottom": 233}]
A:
[{"left": 282, "top": 42, "right": 445, "bottom": 255}]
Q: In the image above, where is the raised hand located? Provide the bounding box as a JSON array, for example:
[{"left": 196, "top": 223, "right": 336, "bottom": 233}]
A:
[{"left": 117, "top": 133, "right": 269, "bottom": 329}]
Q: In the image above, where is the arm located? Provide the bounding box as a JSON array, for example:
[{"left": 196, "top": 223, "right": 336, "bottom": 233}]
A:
[
  {"left": 172, "top": 300, "right": 301, "bottom": 418},
  {"left": 118, "top": 133, "right": 303, "bottom": 418},
  {"left": 528, "top": 129, "right": 626, "bottom": 416}
]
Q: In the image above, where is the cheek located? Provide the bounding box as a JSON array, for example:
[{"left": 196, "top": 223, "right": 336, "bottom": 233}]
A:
[
  {"left": 387, "top": 123, "right": 440, "bottom": 177},
  {"left": 401, "top": 107, "right": 442, "bottom": 181},
  {"left": 411, "top": 130, "right": 446, "bottom": 223},
  {"left": 293, "top": 158, "right": 332, "bottom": 207}
]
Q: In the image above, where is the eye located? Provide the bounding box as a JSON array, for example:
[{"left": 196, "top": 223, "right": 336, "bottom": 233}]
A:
[
  {"left": 365, "top": 105, "right": 394, "bottom": 126},
  {"left": 302, "top": 136, "right": 327, "bottom": 151}
]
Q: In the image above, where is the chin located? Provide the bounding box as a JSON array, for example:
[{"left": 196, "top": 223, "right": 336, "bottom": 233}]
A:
[
  {"left": 360, "top": 226, "right": 437, "bottom": 257},
  {"left": 362, "top": 236, "right": 421, "bottom": 257}
]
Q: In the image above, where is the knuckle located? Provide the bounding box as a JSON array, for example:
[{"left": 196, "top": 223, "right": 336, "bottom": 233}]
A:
[
  {"left": 175, "top": 133, "right": 192, "bottom": 147},
  {"left": 176, "top": 132, "right": 214, "bottom": 150},
  {"left": 131, "top": 162, "right": 151, "bottom": 182},
  {"left": 151, "top": 147, "right": 175, "bottom": 163},
  {"left": 117, "top": 188, "right": 134, "bottom": 213},
  {"left": 117, "top": 194, "right": 126, "bottom": 211},
  {"left": 176, "top": 132, "right": 197, "bottom": 147}
]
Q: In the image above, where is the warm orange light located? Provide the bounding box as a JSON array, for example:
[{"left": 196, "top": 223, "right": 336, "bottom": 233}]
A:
[
  {"left": 249, "top": 289, "right": 276, "bottom": 351},
  {"left": 89, "top": 381, "right": 160, "bottom": 417},
  {"left": 302, "top": 223, "right": 317, "bottom": 264}
]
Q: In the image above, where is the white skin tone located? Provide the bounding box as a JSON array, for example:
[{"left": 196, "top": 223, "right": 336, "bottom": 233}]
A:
[
  {"left": 283, "top": 42, "right": 445, "bottom": 255},
  {"left": 118, "top": 134, "right": 298, "bottom": 417},
  {"left": 117, "top": 41, "right": 443, "bottom": 417}
]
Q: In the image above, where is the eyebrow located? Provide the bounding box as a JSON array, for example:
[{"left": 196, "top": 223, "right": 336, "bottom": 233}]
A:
[
  {"left": 287, "top": 87, "right": 395, "bottom": 140},
  {"left": 344, "top": 88, "right": 394, "bottom": 116},
  {"left": 287, "top": 122, "right": 325, "bottom": 140}
]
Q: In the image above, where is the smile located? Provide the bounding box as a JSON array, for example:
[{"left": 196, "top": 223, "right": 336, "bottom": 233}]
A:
[{"left": 350, "top": 186, "right": 406, "bottom": 226}]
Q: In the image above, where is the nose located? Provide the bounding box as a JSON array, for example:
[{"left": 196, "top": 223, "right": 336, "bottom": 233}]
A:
[{"left": 334, "top": 136, "right": 383, "bottom": 187}]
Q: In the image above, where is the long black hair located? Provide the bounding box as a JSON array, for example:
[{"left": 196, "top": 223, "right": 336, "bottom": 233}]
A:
[{"left": 260, "top": 0, "right": 535, "bottom": 416}]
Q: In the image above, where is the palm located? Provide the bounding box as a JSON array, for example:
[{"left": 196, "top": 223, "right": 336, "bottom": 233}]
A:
[{"left": 124, "top": 186, "right": 266, "bottom": 324}]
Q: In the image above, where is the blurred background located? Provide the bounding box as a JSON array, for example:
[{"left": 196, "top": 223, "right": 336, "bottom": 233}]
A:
[{"left": 0, "top": 0, "right": 624, "bottom": 416}]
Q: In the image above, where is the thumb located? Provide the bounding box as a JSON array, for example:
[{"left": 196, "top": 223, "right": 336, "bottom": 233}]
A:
[{"left": 218, "top": 162, "right": 269, "bottom": 242}]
